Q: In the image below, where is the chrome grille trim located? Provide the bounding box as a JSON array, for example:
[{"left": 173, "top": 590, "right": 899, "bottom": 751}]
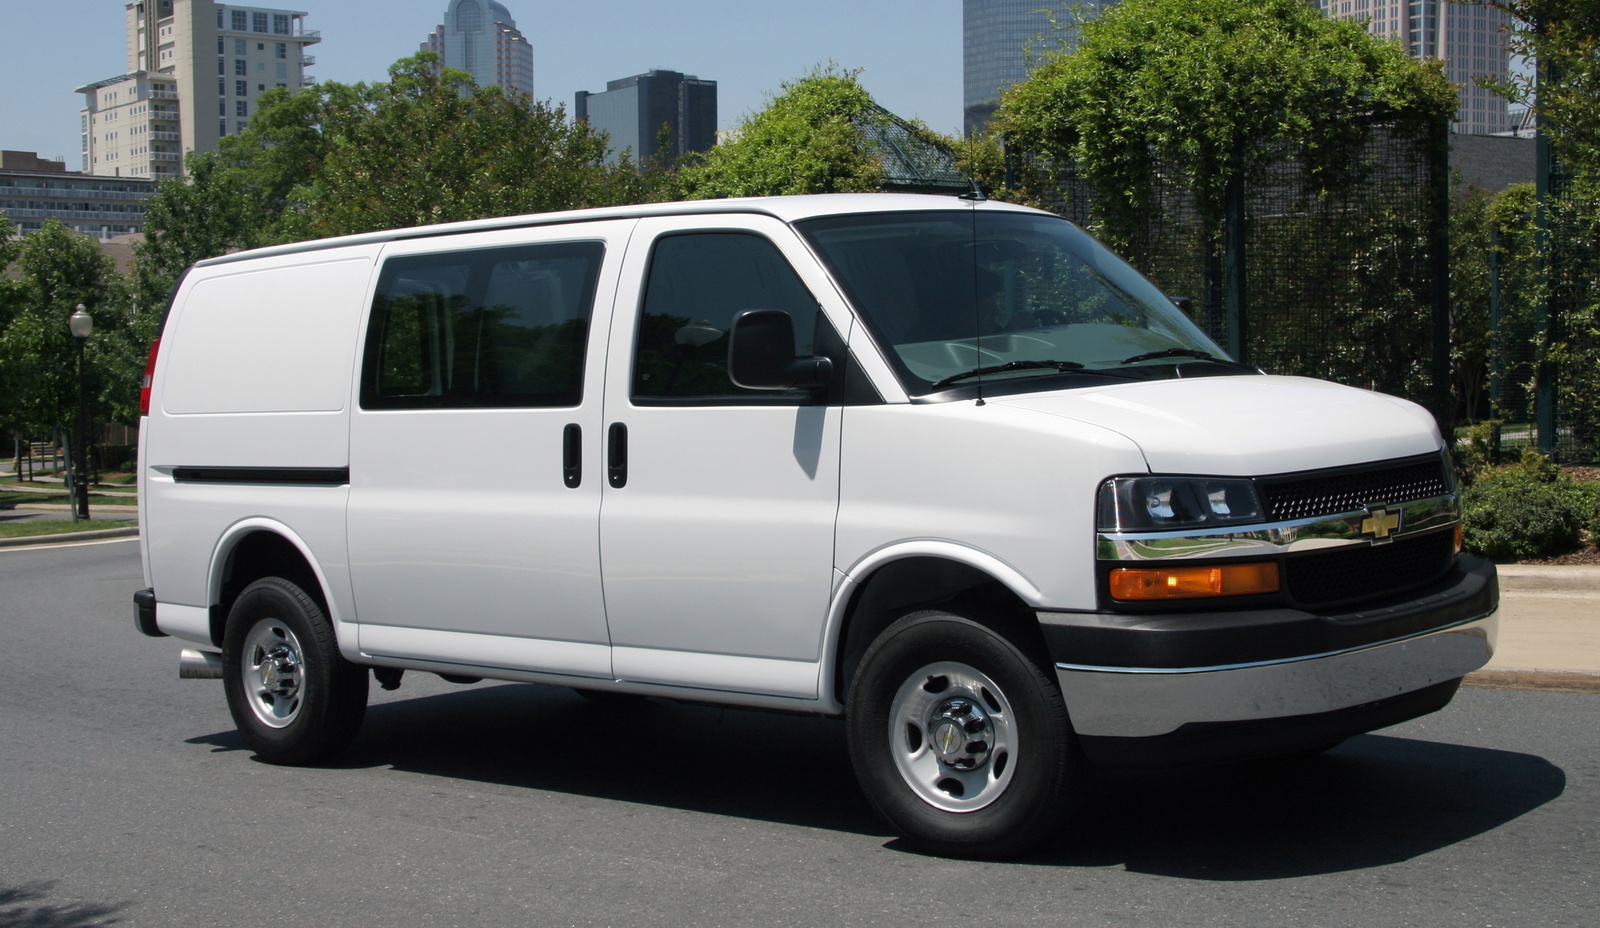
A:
[{"left": 1096, "top": 494, "right": 1459, "bottom": 562}]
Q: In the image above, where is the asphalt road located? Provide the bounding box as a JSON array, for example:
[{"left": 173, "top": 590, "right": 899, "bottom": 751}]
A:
[{"left": 2, "top": 539, "right": 1596, "bottom": 928}]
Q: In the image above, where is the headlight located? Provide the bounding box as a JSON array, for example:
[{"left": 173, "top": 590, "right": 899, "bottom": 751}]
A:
[{"left": 1097, "top": 476, "right": 1264, "bottom": 532}]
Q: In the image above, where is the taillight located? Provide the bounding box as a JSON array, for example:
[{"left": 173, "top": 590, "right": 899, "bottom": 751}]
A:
[{"left": 138, "top": 337, "right": 161, "bottom": 416}]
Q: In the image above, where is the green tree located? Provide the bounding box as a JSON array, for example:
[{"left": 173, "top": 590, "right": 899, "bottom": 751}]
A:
[
  {"left": 1487, "top": 0, "right": 1600, "bottom": 191},
  {"left": 680, "top": 65, "right": 895, "bottom": 198},
  {"left": 1484, "top": 4, "right": 1600, "bottom": 456},
  {"left": 0, "top": 221, "right": 146, "bottom": 444},
  {"left": 1452, "top": 182, "right": 1495, "bottom": 421},
  {"left": 999, "top": 0, "right": 1456, "bottom": 249},
  {"left": 135, "top": 54, "right": 648, "bottom": 303},
  {"left": 288, "top": 56, "right": 646, "bottom": 238}
]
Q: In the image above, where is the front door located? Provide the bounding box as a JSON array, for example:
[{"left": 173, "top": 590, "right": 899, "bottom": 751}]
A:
[{"left": 598, "top": 216, "right": 849, "bottom": 699}]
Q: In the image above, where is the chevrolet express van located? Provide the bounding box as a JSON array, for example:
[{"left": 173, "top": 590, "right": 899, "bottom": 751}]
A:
[{"left": 134, "top": 193, "right": 1499, "bottom": 858}]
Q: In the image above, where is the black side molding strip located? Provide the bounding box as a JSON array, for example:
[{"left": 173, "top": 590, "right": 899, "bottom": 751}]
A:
[{"left": 172, "top": 466, "right": 350, "bottom": 486}]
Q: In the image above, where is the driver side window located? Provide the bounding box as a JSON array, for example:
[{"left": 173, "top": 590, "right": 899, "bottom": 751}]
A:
[{"left": 631, "top": 232, "right": 820, "bottom": 402}]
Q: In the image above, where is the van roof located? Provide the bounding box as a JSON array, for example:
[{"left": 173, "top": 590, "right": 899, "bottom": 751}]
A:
[{"left": 193, "top": 193, "right": 1051, "bottom": 267}]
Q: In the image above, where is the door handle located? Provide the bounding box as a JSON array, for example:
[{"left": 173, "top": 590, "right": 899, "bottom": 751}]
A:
[
  {"left": 607, "top": 422, "right": 627, "bottom": 488},
  {"left": 563, "top": 423, "right": 581, "bottom": 488}
]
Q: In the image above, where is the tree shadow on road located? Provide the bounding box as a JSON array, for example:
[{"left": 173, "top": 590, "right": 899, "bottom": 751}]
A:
[
  {"left": 187, "top": 681, "right": 1565, "bottom": 874},
  {"left": 0, "top": 880, "right": 128, "bottom": 928}
]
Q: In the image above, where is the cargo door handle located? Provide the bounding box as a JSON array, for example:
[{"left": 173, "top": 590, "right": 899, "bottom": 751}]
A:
[
  {"left": 562, "top": 423, "right": 581, "bottom": 488},
  {"left": 607, "top": 422, "right": 627, "bottom": 488}
]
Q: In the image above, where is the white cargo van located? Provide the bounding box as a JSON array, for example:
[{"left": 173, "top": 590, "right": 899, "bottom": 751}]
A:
[{"left": 135, "top": 193, "right": 1498, "bottom": 858}]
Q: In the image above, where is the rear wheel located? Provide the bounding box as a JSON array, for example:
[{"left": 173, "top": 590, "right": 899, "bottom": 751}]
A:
[
  {"left": 846, "top": 609, "right": 1078, "bottom": 858},
  {"left": 222, "top": 576, "right": 368, "bottom": 764}
]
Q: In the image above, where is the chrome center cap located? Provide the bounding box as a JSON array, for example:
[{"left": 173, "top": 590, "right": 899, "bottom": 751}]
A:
[
  {"left": 259, "top": 647, "right": 298, "bottom": 693},
  {"left": 926, "top": 698, "right": 993, "bottom": 770}
]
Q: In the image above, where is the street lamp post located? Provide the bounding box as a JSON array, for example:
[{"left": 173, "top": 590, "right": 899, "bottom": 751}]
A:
[{"left": 69, "top": 304, "right": 93, "bottom": 521}]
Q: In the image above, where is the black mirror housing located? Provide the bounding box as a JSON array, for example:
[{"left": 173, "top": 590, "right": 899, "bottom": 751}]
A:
[{"left": 727, "top": 309, "right": 833, "bottom": 391}]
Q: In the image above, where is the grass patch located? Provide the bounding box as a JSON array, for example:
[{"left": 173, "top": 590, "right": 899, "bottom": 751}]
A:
[{"left": 0, "top": 520, "right": 135, "bottom": 539}]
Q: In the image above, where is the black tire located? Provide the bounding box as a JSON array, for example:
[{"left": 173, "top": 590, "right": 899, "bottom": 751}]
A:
[
  {"left": 222, "top": 576, "right": 368, "bottom": 765},
  {"left": 846, "top": 609, "right": 1077, "bottom": 859}
]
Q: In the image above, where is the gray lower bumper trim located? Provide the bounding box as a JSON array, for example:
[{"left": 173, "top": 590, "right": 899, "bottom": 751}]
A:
[{"left": 1056, "top": 611, "right": 1497, "bottom": 738}]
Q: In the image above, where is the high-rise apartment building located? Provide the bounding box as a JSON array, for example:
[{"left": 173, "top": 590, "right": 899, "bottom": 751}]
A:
[
  {"left": 421, "top": 0, "right": 534, "bottom": 98},
  {"left": 963, "top": 0, "right": 1115, "bottom": 136},
  {"left": 76, "top": 2, "right": 319, "bottom": 178},
  {"left": 1319, "top": 1, "right": 1511, "bottom": 134},
  {"left": 0, "top": 151, "right": 154, "bottom": 241},
  {"left": 575, "top": 70, "right": 718, "bottom": 164}
]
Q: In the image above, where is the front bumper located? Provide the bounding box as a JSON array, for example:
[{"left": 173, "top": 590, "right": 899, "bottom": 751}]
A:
[{"left": 1042, "top": 555, "right": 1498, "bottom": 765}]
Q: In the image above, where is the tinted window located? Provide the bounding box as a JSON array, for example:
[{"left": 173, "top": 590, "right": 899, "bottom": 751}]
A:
[
  {"left": 632, "top": 233, "right": 819, "bottom": 401},
  {"left": 361, "top": 242, "right": 603, "bottom": 409}
]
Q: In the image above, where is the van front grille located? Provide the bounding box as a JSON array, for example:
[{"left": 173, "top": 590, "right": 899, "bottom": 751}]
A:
[
  {"left": 1259, "top": 456, "right": 1449, "bottom": 523},
  {"left": 1284, "top": 530, "right": 1456, "bottom": 609}
]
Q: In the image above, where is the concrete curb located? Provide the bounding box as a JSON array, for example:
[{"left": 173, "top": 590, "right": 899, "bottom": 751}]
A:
[
  {"left": 0, "top": 526, "right": 140, "bottom": 548},
  {"left": 1463, "top": 669, "right": 1600, "bottom": 694}
]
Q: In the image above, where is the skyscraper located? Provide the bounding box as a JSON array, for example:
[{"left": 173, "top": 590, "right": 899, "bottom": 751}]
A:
[
  {"left": 963, "top": 0, "right": 1115, "bottom": 136},
  {"left": 76, "top": 2, "right": 320, "bottom": 178},
  {"left": 1319, "top": 1, "right": 1512, "bottom": 134},
  {"left": 420, "top": 0, "right": 534, "bottom": 99},
  {"left": 575, "top": 70, "right": 718, "bottom": 164}
]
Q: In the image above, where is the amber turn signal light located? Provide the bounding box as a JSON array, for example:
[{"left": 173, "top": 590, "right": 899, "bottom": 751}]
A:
[{"left": 1109, "top": 562, "right": 1280, "bottom": 601}]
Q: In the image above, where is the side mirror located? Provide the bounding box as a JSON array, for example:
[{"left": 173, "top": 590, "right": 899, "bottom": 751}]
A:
[
  {"left": 1168, "top": 295, "right": 1194, "bottom": 316},
  {"left": 727, "top": 309, "right": 833, "bottom": 391}
]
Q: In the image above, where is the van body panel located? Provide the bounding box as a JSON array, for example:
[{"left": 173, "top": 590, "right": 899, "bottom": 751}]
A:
[
  {"left": 359, "top": 624, "right": 613, "bottom": 679},
  {"left": 835, "top": 402, "right": 1147, "bottom": 613},
  {"left": 995, "top": 375, "right": 1441, "bottom": 477},
  {"left": 142, "top": 249, "right": 374, "bottom": 628},
  {"left": 611, "top": 647, "right": 821, "bottom": 699},
  {"left": 346, "top": 222, "right": 632, "bottom": 663},
  {"left": 161, "top": 257, "right": 373, "bottom": 415}
]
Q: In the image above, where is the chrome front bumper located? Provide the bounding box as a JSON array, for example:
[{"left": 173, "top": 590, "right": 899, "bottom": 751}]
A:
[{"left": 1055, "top": 610, "right": 1497, "bottom": 739}]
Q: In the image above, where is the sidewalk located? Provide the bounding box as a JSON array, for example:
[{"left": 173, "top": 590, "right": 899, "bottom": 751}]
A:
[{"left": 1467, "top": 565, "right": 1600, "bottom": 693}]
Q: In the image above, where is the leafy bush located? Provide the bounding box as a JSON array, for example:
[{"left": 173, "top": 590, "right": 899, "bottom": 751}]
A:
[
  {"left": 1461, "top": 450, "right": 1598, "bottom": 560},
  {"left": 1454, "top": 419, "right": 1505, "bottom": 484}
]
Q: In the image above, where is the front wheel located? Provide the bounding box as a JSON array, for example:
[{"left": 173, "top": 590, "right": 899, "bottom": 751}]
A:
[
  {"left": 222, "top": 576, "right": 368, "bottom": 764},
  {"left": 846, "top": 610, "right": 1078, "bottom": 858}
]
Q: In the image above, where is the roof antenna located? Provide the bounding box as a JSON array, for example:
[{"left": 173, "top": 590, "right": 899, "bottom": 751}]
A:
[{"left": 959, "top": 178, "right": 986, "bottom": 202}]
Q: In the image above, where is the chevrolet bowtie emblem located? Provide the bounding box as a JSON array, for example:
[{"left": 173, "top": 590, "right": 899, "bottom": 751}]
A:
[{"left": 1361, "top": 506, "right": 1401, "bottom": 542}]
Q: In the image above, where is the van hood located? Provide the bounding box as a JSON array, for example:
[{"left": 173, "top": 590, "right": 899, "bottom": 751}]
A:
[{"left": 991, "top": 375, "right": 1442, "bottom": 476}]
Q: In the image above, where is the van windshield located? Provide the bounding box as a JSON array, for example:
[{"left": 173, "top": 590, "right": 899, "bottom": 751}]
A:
[{"left": 796, "top": 210, "right": 1246, "bottom": 397}]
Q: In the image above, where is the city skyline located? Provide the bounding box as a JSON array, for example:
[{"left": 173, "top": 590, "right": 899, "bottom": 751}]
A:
[
  {"left": 2, "top": 0, "right": 965, "bottom": 165},
  {"left": 420, "top": 0, "right": 534, "bottom": 99}
]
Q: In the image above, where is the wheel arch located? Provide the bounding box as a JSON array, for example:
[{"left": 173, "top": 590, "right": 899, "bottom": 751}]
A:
[
  {"left": 207, "top": 519, "right": 337, "bottom": 648},
  {"left": 824, "top": 543, "right": 1049, "bottom": 708}
]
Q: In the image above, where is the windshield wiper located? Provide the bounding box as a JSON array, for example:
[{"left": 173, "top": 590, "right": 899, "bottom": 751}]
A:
[
  {"left": 931, "top": 359, "right": 1084, "bottom": 388},
  {"left": 1118, "top": 348, "right": 1253, "bottom": 370}
]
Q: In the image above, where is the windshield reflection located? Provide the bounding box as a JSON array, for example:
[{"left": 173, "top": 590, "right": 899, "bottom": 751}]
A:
[{"left": 797, "top": 210, "right": 1242, "bottom": 396}]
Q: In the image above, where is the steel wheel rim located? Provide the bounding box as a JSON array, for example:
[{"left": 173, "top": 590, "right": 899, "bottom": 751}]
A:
[
  {"left": 240, "top": 617, "right": 305, "bottom": 729},
  {"left": 887, "top": 660, "right": 1017, "bottom": 813}
]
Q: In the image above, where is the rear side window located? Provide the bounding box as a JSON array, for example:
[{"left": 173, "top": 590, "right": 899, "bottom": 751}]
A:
[
  {"left": 361, "top": 242, "right": 604, "bottom": 409},
  {"left": 631, "top": 232, "right": 820, "bottom": 402}
]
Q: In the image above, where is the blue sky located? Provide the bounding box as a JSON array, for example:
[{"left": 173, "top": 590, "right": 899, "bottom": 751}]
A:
[{"left": 2, "top": 0, "right": 965, "bottom": 164}]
